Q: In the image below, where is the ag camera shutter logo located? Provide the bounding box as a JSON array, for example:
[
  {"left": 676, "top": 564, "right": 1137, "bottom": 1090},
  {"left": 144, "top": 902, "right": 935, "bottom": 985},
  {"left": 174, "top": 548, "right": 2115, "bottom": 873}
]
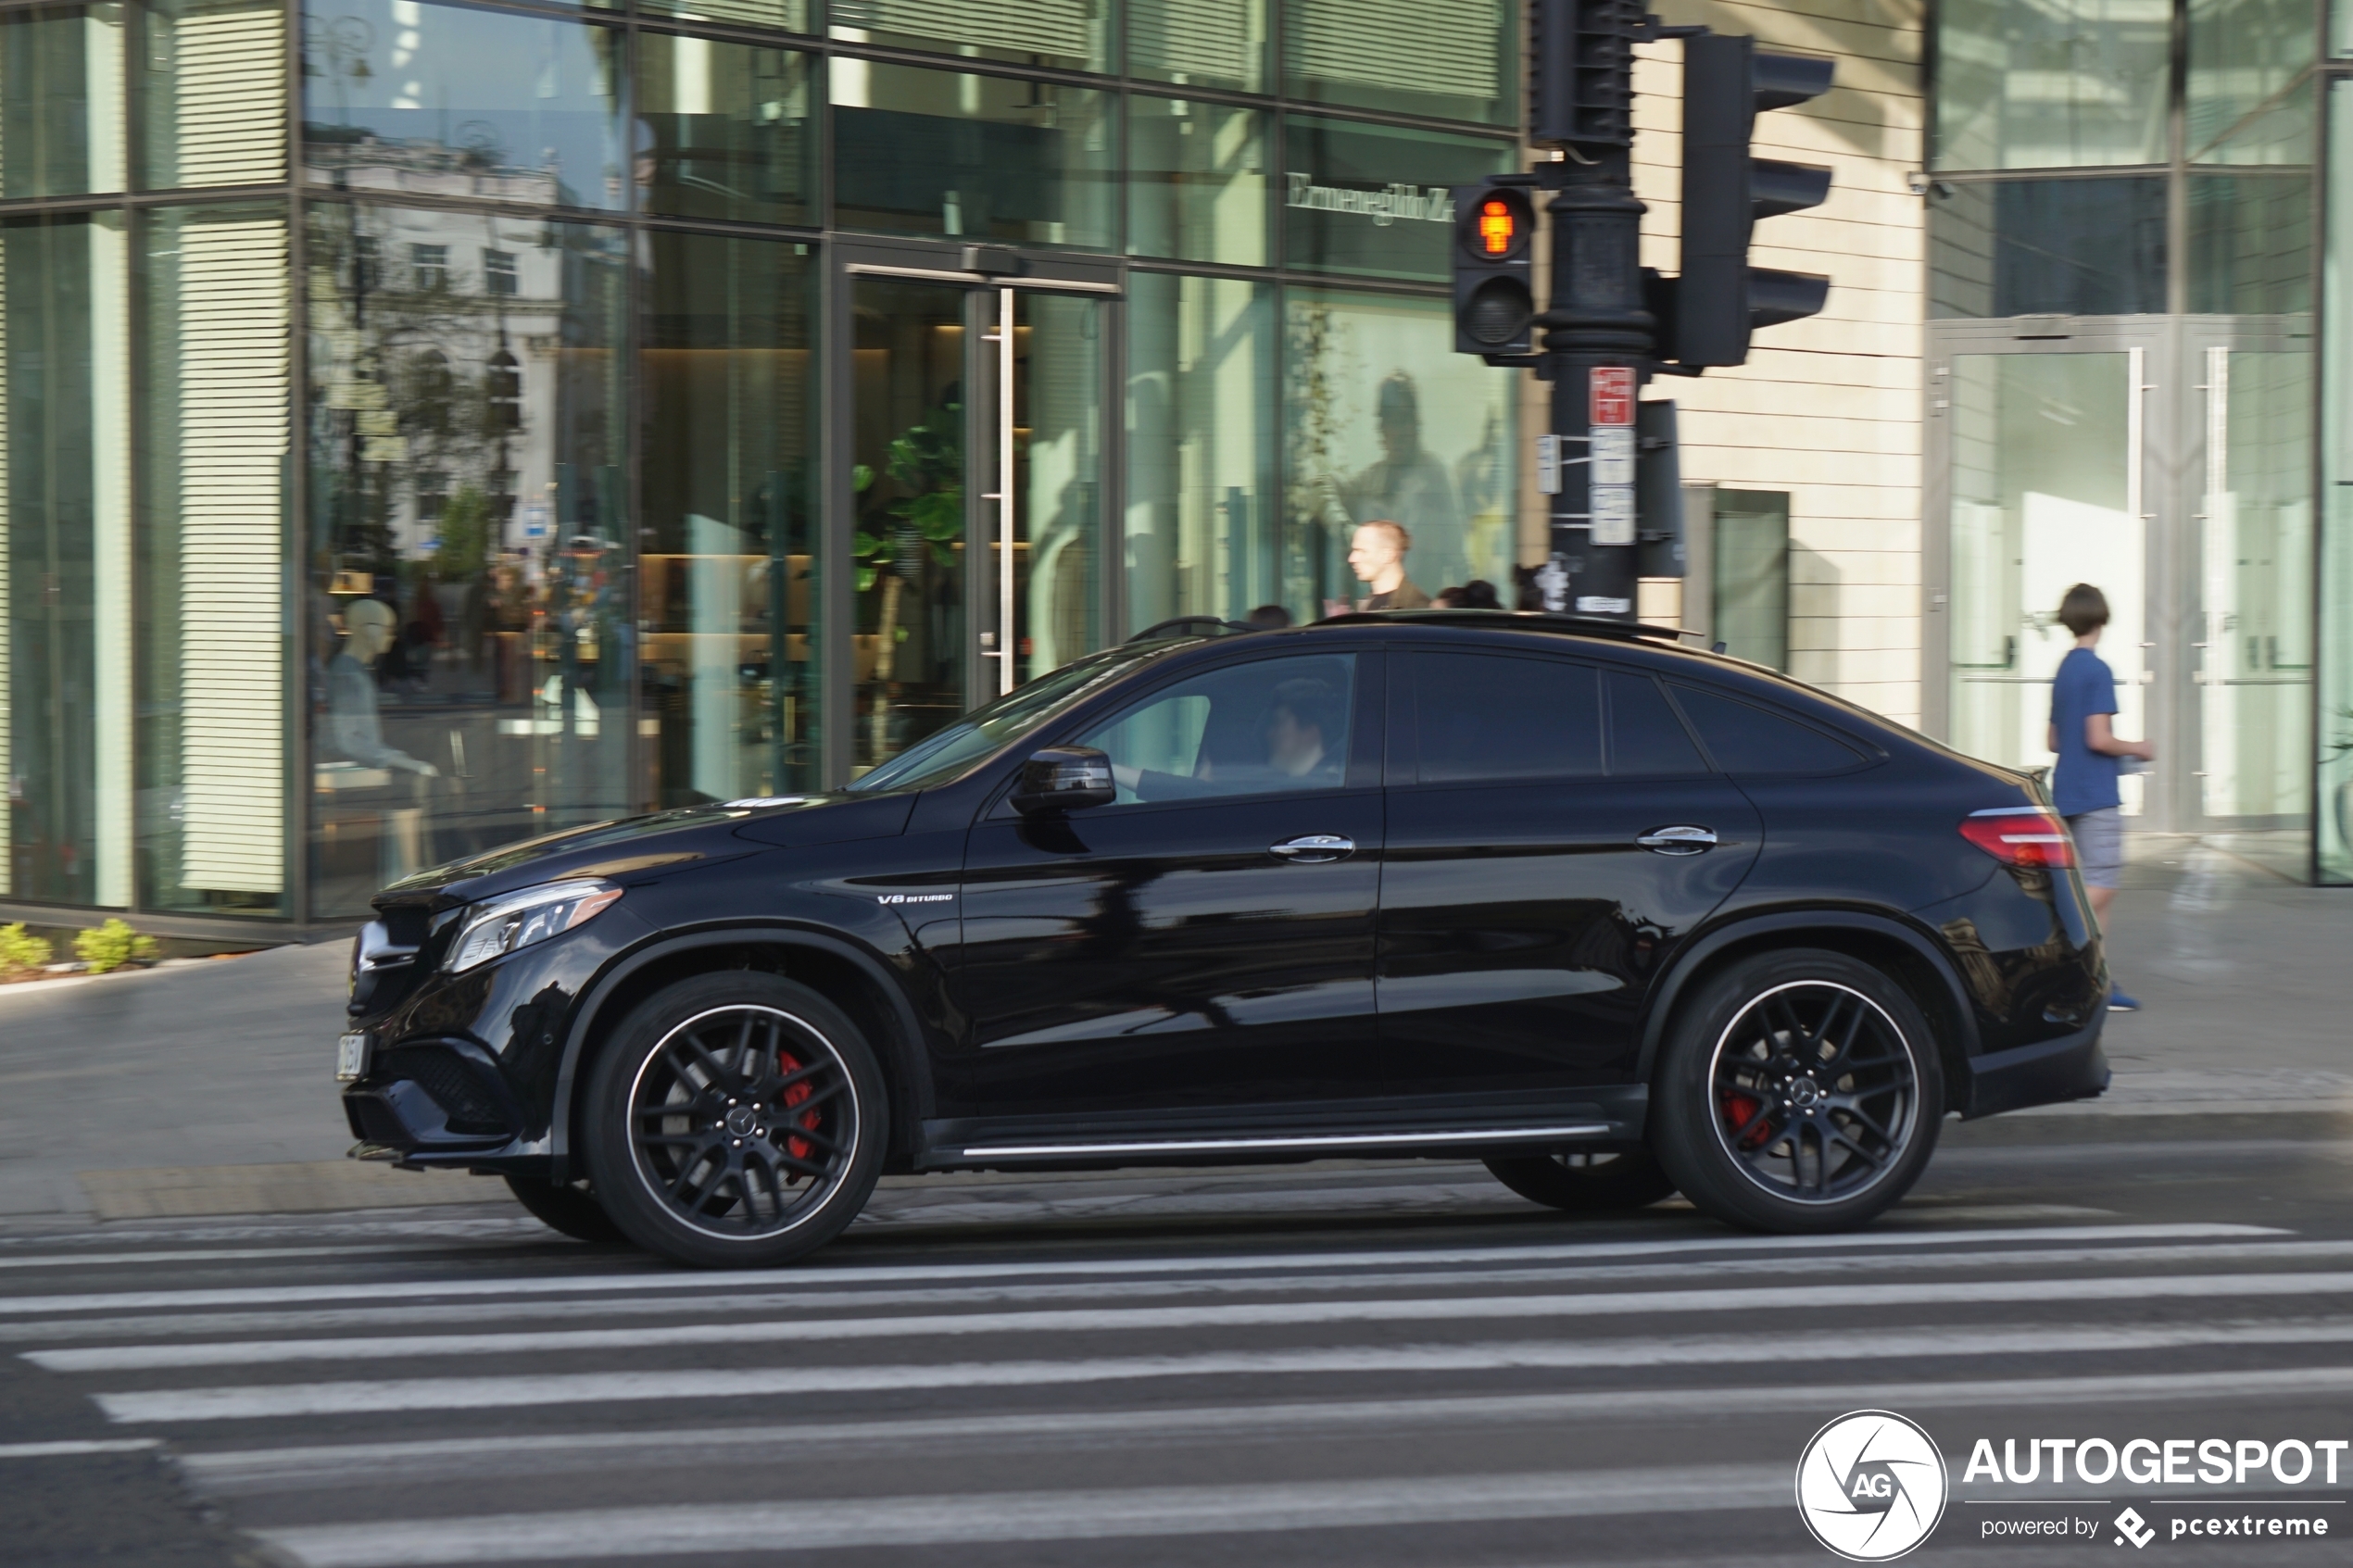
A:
[{"left": 1795, "top": 1410, "right": 1949, "bottom": 1561}]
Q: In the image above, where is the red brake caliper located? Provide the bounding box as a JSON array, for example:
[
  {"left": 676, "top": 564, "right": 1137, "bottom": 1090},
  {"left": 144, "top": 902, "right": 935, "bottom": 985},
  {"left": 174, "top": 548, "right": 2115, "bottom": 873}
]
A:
[
  {"left": 776, "top": 1049, "right": 820, "bottom": 1163},
  {"left": 1721, "top": 1092, "right": 1773, "bottom": 1149}
]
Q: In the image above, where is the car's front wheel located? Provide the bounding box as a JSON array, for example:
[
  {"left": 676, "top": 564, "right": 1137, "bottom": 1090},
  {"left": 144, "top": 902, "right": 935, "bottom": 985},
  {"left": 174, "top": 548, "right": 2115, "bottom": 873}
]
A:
[
  {"left": 1482, "top": 1148, "right": 1677, "bottom": 1212},
  {"left": 580, "top": 972, "right": 886, "bottom": 1269},
  {"left": 501, "top": 1174, "right": 629, "bottom": 1244},
  {"left": 1650, "top": 948, "right": 1941, "bottom": 1234}
]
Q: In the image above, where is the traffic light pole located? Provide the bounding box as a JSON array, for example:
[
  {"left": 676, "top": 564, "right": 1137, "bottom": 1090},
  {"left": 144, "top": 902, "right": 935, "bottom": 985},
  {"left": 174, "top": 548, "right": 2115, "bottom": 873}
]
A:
[{"left": 1535, "top": 148, "right": 1650, "bottom": 621}]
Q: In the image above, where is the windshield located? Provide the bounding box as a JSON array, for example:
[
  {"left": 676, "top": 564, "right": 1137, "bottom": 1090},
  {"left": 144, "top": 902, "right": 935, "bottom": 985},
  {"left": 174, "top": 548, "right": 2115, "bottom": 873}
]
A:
[{"left": 847, "top": 642, "right": 1182, "bottom": 794}]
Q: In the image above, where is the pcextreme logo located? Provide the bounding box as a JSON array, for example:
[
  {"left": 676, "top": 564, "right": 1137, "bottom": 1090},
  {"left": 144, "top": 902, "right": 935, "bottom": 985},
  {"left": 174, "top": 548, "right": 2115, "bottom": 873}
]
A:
[{"left": 1796, "top": 1411, "right": 1950, "bottom": 1562}]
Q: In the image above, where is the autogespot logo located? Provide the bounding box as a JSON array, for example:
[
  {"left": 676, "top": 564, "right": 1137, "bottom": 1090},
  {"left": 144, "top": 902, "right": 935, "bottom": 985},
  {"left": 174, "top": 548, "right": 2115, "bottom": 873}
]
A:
[{"left": 1796, "top": 1411, "right": 1950, "bottom": 1562}]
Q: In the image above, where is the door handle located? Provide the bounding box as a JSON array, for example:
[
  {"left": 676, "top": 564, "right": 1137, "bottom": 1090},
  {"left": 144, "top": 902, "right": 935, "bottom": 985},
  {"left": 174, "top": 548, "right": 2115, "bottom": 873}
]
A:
[
  {"left": 1636, "top": 826, "right": 1717, "bottom": 855},
  {"left": 1269, "top": 834, "right": 1353, "bottom": 863}
]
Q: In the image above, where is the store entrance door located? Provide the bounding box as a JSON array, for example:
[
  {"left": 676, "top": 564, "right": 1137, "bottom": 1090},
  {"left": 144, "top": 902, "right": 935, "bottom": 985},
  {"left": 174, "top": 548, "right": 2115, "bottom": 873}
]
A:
[{"left": 834, "top": 247, "right": 1117, "bottom": 778}]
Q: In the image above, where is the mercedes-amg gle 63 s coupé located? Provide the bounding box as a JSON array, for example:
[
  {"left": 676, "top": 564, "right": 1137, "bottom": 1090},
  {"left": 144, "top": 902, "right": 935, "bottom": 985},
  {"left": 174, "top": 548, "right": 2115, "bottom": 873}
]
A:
[{"left": 338, "top": 612, "right": 2109, "bottom": 1267}]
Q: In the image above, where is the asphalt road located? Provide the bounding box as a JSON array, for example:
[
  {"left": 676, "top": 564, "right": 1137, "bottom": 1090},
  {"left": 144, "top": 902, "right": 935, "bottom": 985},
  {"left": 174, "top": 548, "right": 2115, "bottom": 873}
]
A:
[{"left": 6, "top": 1108, "right": 2353, "bottom": 1567}]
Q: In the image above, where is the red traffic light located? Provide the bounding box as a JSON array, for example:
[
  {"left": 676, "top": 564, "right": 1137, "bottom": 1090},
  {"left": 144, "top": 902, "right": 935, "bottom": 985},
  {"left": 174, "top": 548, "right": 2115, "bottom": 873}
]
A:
[
  {"left": 1457, "top": 185, "right": 1531, "bottom": 264},
  {"left": 1478, "top": 198, "right": 1517, "bottom": 256}
]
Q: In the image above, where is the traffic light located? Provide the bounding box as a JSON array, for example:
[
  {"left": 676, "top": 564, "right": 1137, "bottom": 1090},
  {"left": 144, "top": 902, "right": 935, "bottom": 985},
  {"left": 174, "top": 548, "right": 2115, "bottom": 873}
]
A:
[
  {"left": 1529, "top": 0, "right": 1644, "bottom": 149},
  {"left": 1674, "top": 34, "right": 1833, "bottom": 368},
  {"left": 1450, "top": 181, "right": 1536, "bottom": 356}
]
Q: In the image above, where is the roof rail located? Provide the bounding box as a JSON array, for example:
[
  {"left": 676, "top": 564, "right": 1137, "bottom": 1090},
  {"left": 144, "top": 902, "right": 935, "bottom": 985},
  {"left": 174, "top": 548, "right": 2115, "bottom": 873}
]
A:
[{"left": 1314, "top": 609, "right": 1694, "bottom": 642}]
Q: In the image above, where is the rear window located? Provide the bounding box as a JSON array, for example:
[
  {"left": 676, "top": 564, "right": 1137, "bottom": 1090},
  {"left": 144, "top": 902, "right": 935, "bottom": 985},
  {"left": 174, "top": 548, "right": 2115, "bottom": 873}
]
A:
[
  {"left": 1605, "top": 671, "right": 1709, "bottom": 776},
  {"left": 1671, "top": 684, "right": 1866, "bottom": 774}
]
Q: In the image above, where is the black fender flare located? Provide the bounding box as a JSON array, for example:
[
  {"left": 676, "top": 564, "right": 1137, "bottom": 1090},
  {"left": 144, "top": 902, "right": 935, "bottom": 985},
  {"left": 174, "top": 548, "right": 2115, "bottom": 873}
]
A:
[
  {"left": 1635, "top": 908, "right": 1983, "bottom": 1085},
  {"left": 547, "top": 923, "right": 937, "bottom": 1183}
]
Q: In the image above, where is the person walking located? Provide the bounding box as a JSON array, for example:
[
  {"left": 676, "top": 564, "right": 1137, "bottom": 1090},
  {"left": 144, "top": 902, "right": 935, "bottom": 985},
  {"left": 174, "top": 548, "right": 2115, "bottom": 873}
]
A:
[
  {"left": 1344, "top": 519, "right": 1431, "bottom": 612},
  {"left": 2047, "top": 583, "right": 2155, "bottom": 1011}
]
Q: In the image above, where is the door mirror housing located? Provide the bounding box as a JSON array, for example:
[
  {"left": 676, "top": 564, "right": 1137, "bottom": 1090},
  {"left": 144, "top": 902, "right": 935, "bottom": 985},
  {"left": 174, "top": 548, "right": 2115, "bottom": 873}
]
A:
[{"left": 1011, "top": 746, "right": 1116, "bottom": 815}]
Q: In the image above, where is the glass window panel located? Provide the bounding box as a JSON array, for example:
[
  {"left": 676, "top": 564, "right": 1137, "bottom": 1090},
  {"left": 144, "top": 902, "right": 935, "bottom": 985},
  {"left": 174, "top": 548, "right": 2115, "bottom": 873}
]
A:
[
  {"left": 1076, "top": 652, "right": 1355, "bottom": 803},
  {"left": 0, "top": 5, "right": 128, "bottom": 198},
  {"left": 307, "top": 204, "right": 632, "bottom": 918},
  {"left": 1712, "top": 490, "right": 1790, "bottom": 671},
  {"left": 302, "top": 0, "right": 624, "bottom": 211},
  {"left": 1284, "top": 0, "right": 1510, "bottom": 126},
  {"left": 832, "top": 62, "right": 1113, "bottom": 249},
  {"left": 137, "top": 203, "right": 292, "bottom": 914},
  {"left": 2316, "top": 80, "right": 2353, "bottom": 877},
  {"left": 0, "top": 212, "right": 134, "bottom": 907},
  {"left": 1283, "top": 116, "right": 1511, "bottom": 282},
  {"left": 1126, "top": 273, "right": 1279, "bottom": 629},
  {"left": 830, "top": 0, "right": 1106, "bottom": 74},
  {"left": 1934, "top": 0, "right": 2171, "bottom": 170},
  {"left": 640, "top": 0, "right": 805, "bottom": 33},
  {"left": 1128, "top": 95, "right": 1265, "bottom": 267},
  {"left": 1605, "top": 671, "right": 1707, "bottom": 776},
  {"left": 1928, "top": 177, "right": 2168, "bottom": 318},
  {"left": 137, "top": 0, "right": 288, "bottom": 191},
  {"left": 1671, "top": 686, "right": 1860, "bottom": 774},
  {"left": 642, "top": 232, "right": 818, "bottom": 809},
  {"left": 1412, "top": 652, "right": 1602, "bottom": 784},
  {"left": 1012, "top": 291, "right": 1105, "bottom": 684},
  {"left": 636, "top": 35, "right": 813, "bottom": 227},
  {"left": 2189, "top": 173, "right": 2312, "bottom": 314},
  {"left": 1129, "top": 0, "right": 1264, "bottom": 93},
  {"left": 2191, "top": 0, "right": 2315, "bottom": 152},
  {"left": 1284, "top": 287, "right": 1516, "bottom": 617}
]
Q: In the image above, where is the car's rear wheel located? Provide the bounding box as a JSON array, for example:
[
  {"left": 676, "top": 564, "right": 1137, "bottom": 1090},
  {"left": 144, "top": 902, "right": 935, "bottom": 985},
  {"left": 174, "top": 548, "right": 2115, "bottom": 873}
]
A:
[
  {"left": 1650, "top": 948, "right": 1941, "bottom": 1234},
  {"left": 580, "top": 972, "right": 885, "bottom": 1269},
  {"left": 1482, "top": 1148, "right": 1677, "bottom": 1212},
  {"left": 501, "top": 1174, "right": 629, "bottom": 1244}
]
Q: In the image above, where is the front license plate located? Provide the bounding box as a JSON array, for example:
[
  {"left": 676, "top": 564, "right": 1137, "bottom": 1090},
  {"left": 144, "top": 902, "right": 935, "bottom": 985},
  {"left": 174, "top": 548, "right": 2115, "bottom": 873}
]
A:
[{"left": 335, "top": 1032, "right": 372, "bottom": 1082}]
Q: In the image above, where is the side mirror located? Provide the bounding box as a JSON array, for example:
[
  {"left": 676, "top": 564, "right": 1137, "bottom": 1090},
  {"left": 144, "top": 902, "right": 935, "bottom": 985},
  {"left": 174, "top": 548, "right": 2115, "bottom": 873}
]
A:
[{"left": 1011, "top": 746, "right": 1115, "bottom": 815}]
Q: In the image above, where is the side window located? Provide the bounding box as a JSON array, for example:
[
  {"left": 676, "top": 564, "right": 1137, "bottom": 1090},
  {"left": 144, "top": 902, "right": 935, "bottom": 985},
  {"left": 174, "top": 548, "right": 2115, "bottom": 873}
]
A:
[
  {"left": 1605, "top": 671, "right": 1709, "bottom": 776},
  {"left": 1411, "top": 651, "right": 1601, "bottom": 784},
  {"left": 1076, "top": 653, "right": 1356, "bottom": 804},
  {"left": 1671, "top": 684, "right": 1865, "bottom": 774}
]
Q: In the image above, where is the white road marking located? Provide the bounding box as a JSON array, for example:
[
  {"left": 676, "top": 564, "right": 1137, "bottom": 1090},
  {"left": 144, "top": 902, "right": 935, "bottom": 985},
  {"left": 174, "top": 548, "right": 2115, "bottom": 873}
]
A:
[
  {"left": 0, "top": 1437, "right": 162, "bottom": 1458},
  {"left": 43, "top": 1268, "right": 2353, "bottom": 1374},
  {"left": 92, "top": 1314, "right": 2353, "bottom": 1423},
  {"left": 254, "top": 1466, "right": 1794, "bottom": 1567},
  {"left": 0, "top": 1222, "right": 2282, "bottom": 1317},
  {"left": 0, "top": 1247, "right": 447, "bottom": 1271}
]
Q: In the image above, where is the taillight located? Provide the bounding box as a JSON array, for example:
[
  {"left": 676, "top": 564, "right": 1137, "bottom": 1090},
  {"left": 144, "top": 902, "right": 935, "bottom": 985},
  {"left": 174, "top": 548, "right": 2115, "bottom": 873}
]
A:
[{"left": 1959, "top": 808, "right": 2076, "bottom": 869}]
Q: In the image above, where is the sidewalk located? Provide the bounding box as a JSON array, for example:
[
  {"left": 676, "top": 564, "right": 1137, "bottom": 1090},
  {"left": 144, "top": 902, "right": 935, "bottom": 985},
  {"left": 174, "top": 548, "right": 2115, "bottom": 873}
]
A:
[{"left": 0, "top": 834, "right": 2342, "bottom": 1218}]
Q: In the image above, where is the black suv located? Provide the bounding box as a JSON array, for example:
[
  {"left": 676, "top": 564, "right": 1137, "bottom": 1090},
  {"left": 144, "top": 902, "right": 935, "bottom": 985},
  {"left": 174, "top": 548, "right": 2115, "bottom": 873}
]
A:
[{"left": 339, "top": 612, "right": 2108, "bottom": 1267}]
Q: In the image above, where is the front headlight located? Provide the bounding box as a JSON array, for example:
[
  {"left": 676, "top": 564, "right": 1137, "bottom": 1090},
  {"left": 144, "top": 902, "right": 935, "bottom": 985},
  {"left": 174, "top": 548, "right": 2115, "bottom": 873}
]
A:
[{"left": 446, "top": 879, "right": 624, "bottom": 973}]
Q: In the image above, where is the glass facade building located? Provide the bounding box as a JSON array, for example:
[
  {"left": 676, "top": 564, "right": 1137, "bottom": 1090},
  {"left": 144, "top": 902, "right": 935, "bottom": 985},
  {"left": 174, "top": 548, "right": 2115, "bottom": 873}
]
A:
[{"left": 0, "top": 0, "right": 1522, "bottom": 930}]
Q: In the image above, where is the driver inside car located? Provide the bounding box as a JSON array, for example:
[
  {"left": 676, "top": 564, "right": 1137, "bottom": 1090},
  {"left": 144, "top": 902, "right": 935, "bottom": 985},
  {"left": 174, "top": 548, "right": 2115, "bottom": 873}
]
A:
[{"left": 1110, "top": 676, "right": 1345, "bottom": 801}]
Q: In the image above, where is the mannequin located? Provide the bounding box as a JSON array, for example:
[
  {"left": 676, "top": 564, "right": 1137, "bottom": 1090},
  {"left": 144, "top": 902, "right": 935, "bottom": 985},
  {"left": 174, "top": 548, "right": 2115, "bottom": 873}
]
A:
[{"left": 329, "top": 598, "right": 439, "bottom": 777}]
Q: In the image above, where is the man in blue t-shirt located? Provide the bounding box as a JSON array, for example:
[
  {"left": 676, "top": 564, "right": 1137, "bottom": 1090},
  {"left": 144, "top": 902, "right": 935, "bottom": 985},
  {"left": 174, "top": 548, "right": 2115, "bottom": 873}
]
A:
[{"left": 2047, "top": 583, "right": 2156, "bottom": 1010}]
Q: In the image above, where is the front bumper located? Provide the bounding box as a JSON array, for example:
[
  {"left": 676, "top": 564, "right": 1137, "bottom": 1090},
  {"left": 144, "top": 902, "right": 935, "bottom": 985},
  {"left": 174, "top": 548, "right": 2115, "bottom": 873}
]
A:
[{"left": 1959, "top": 1010, "right": 2111, "bottom": 1120}]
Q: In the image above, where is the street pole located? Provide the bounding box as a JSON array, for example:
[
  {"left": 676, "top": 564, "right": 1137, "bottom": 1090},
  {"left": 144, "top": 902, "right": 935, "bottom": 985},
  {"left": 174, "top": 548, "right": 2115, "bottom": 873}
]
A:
[{"left": 1536, "top": 146, "right": 1651, "bottom": 621}]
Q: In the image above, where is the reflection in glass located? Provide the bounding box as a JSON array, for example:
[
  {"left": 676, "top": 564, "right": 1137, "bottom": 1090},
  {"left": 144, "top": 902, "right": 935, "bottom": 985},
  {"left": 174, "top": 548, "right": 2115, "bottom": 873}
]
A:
[
  {"left": 1946, "top": 352, "right": 2145, "bottom": 809},
  {"left": 852, "top": 279, "right": 966, "bottom": 774},
  {"left": 1129, "top": 0, "right": 1264, "bottom": 92},
  {"left": 1076, "top": 653, "right": 1355, "bottom": 803},
  {"left": 635, "top": 35, "right": 812, "bottom": 227},
  {"left": 137, "top": 204, "right": 292, "bottom": 914},
  {"left": 642, "top": 232, "right": 818, "bottom": 807},
  {"left": 2198, "top": 347, "right": 2311, "bottom": 822},
  {"left": 307, "top": 204, "right": 631, "bottom": 916},
  {"left": 1928, "top": 178, "right": 2168, "bottom": 318},
  {"left": 0, "top": 213, "right": 131, "bottom": 905},
  {"left": 2190, "top": 0, "right": 2315, "bottom": 150},
  {"left": 832, "top": 61, "right": 1113, "bottom": 249},
  {"left": 2318, "top": 82, "right": 2353, "bottom": 877},
  {"left": 301, "top": 0, "right": 624, "bottom": 210},
  {"left": 1934, "top": 0, "right": 2170, "bottom": 169},
  {"left": 1126, "top": 273, "right": 1279, "bottom": 628},
  {"left": 830, "top": 0, "right": 1106, "bottom": 73},
  {"left": 1284, "top": 0, "right": 1510, "bottom": 126},
  {"left": 1711, "top": 492, "right": 1790, "bottom": 672},
  {"left": 1128, "top": 95, "right": 1265, "bottom": 266},
  {"left": 2189, "top": 173, "right": 2312, "bottom": 314},
  {"left": 0, "top": 5, "right": 127, "bottom": 197},
  {"left": 1284, "top": 288, "right": 1515, "bottom": 617},
  {"left": 640, "top": 0, "right": 805, "bottom": 32},
  {"left": 1282, "top": 116, "right": 1511, "bottom": 282},
  {"left": 1013, "top": 291, "right": 1104, "bottom": 684},
  {"left": 137, "top": 0, "right": 287, "bottom": 190}
]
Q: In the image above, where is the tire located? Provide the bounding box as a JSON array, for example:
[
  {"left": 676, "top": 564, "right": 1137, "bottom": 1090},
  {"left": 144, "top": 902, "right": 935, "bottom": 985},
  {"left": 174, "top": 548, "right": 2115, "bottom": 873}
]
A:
[
  {"left": 580, "top": 972, "right": 887, "bottom": 1269},
  {"left": 1649, "top": 948, "right": 1942, "bottom": 1234},
  {"left": 1483, "top": 1148, "right": 1677, "bottom": 1212},
  {"left": 502, "top": 1174, "right": 630, "bottom": 1245}
]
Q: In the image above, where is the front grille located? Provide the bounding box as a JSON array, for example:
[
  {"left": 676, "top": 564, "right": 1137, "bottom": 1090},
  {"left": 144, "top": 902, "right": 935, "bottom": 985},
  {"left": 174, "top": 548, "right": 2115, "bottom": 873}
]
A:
[{"left": 383, "top": 1045, "right": 512, "bottom": 1135}]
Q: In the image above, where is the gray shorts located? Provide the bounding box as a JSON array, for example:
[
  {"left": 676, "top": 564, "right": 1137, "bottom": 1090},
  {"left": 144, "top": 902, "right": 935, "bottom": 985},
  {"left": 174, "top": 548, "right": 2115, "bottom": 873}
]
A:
[{"left": 2067, "top": 807, "right": 2124, "bottom": 889}]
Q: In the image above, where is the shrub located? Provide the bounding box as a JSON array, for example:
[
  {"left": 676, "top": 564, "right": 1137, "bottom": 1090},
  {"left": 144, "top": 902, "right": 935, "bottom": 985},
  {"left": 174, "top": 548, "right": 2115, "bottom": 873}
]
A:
[
  {"left": 74, "top": 919, "right": 157, "bottom": 975},
  {"left": 0, "top": 922, "right": 51, "bottom": 979}
]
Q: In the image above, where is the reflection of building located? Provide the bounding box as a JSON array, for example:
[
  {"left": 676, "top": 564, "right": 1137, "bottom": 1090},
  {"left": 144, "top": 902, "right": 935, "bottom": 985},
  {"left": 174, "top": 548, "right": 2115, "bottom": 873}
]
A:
[{"left": 6, "top": 0, "right": 2353, "bottom": 941}]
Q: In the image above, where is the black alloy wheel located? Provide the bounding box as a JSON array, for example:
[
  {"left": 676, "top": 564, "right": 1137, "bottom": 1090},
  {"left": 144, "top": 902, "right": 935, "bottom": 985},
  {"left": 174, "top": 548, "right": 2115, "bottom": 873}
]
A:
[
  {"left": 581, "top": 972, "right": 885, "bottom": 1268},
  {"left": 1650, "top": 948, "right": 1941, "bottom": 1234},
  {"left": 1482, "top": 1148, "right": 1678, "bottom": 1213},
  {"left": 501, "top": 1174, "right": 629, "bottom": 1244}
]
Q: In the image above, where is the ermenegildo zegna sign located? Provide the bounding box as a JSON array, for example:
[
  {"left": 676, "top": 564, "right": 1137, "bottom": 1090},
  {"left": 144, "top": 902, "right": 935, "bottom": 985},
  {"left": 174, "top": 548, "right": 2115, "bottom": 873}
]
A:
[{"left": 1284, "top": 173, "right": 1458, "bottom": 226}]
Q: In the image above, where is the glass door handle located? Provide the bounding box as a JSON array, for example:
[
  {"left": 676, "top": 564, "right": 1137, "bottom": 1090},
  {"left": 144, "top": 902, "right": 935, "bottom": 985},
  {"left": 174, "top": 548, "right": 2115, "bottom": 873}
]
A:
[
  {"left": 1269, "top": 834, "right": 1353, "bottom": 862},
  {"left": 1636, "top": 826, "right": 1717, "bottom": 854}
]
